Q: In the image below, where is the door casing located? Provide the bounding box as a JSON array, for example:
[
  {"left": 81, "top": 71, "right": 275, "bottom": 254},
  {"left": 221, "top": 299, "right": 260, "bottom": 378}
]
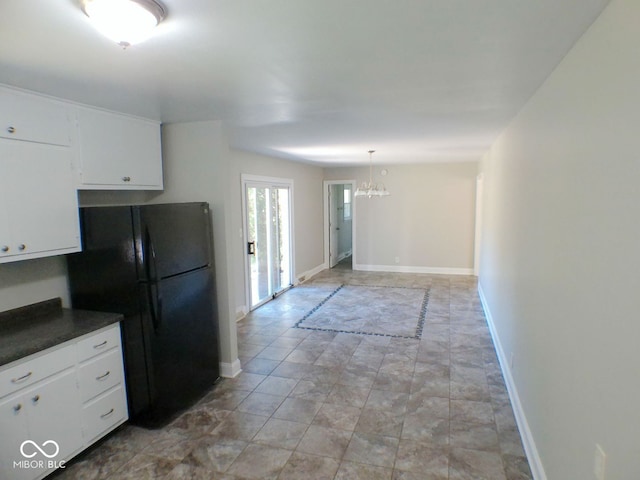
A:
[{"left": 323, "top": 179, "right": 357, "bottom": 269}]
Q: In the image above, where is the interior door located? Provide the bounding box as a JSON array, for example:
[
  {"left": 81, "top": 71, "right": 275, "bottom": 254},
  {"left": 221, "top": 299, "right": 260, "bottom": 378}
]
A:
[
  {"left": 244, "top": 179, "right": 293, "bottom": 310},
  {"left": 329, "top": 184, "right": 339, "bottom": 268}
]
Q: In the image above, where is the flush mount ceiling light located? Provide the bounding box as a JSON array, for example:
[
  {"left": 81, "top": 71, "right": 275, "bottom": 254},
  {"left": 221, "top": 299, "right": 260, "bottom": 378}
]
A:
[
  {"left": 81, "top": 0, "right": 166, "bottom": 48},
  {"left": 354, "top": 150, "right": 390, "bottom": 198}
]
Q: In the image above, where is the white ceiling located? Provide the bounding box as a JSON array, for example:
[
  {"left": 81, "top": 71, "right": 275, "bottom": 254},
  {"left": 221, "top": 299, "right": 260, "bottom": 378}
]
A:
[{"left": 0, "top": 0, "right": 609, "bottom": 166}]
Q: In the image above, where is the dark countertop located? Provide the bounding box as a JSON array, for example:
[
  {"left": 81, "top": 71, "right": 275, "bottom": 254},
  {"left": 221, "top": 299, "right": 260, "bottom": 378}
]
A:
[{"left": 0, "top": 298, "right": 122, "bottom": 367}]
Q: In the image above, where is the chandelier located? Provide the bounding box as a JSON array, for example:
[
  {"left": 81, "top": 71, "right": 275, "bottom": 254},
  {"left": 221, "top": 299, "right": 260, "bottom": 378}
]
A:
[{"left": 354, "top": 150, "right": 390, "bottom": 198}]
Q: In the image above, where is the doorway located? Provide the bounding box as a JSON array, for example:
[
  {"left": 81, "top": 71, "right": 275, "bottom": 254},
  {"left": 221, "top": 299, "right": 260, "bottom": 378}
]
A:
[
  {"left": 323, "top": 180, "right": 356, "bottom": 269},
  {"left": 242, "top": 175, "right": 294, "bottom": 310}
]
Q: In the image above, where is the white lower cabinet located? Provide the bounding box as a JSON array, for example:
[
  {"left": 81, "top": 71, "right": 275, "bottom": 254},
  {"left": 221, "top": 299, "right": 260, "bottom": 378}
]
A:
[
  {"left": 0, "top": 324, "right": 127, "bottom": 480},
  {"left": 77, "top": 328, "right": 128, "bottom": 444}
]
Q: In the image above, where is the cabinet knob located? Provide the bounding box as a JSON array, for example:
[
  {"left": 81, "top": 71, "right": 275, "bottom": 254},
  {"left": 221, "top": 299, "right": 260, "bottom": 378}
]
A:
[
  {"left": 122, "top": 176, "right": 131, "bottom": 182},
  {"left": 13, "top": 404, "right": 22, "bottom": 412},
  {"left": 18, "top": 244, "right": 26, "bottom": 251},
  {"left": 32, "top": 395, "right": 40, "bottom": 404},
  {"left": 1, "top": 246, "right": 8, "bottom": 253},
  {"left": 7, "top": 126, "right": 15, "bottom": 134}
]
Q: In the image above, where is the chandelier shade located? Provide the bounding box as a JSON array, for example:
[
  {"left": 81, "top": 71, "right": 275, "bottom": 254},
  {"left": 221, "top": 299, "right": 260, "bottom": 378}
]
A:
[{"left": 354, "top": 150, "right": 390, "bottom": 198}]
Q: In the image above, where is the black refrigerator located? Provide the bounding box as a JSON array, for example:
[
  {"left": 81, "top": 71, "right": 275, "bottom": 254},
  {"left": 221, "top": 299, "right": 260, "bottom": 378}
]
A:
[{"left": 67, "top": 202, "right": 220, "bottom": 427}]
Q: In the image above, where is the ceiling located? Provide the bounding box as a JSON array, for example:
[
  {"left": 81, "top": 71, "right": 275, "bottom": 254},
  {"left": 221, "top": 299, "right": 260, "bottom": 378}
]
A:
[{"left": 0, "top": 0, "right": 609, "bottom": 166}]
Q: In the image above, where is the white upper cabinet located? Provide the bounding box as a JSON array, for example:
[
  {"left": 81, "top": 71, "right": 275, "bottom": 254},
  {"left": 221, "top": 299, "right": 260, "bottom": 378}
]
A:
[
  {"left": 0, "top": 90, "right": 72, "bottom": 147},
  {"left": 0, "top": 139, "right": 81, "bottom": 263},
  {"left": 0, "top": 83, "right": 164, "bottom": 263},
  {"left": 0, "top": 87, "right": 80, "bottom": 264},
  {"left": 76, "top": 107, "right": 163, "bottom": 190}
]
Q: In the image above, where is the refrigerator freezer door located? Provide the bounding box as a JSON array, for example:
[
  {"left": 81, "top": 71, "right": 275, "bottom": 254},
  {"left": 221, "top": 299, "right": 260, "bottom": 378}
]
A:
[
  {"left": 142, "top": 266, "right": 219, "bottom": 423},
  {"left": 135, "top": 203, "right": 212, "bottom": 280}
]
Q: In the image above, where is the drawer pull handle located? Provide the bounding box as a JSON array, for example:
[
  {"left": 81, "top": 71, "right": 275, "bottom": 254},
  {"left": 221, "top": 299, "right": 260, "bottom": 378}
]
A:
[
  {"left": 11, "top": 372, "right": 33, "bottom": 383},
  {"left": 32, "top": 395, "right": 40, "bottom": 404},
  {"left": 100, "top": 408, "right": 115, "bottom": 419},
  {"left": 96, "top": 371, "right": 111, "bottom": 381},
  {"left": 93, "top": 340, "right": 108, "bottom": 349},
  {"left": 13, "top": 404, "right": 22, "bottom": 412}
]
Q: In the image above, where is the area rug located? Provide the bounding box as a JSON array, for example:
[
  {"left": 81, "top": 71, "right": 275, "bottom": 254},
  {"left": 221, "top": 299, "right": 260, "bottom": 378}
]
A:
[{"left": 294, "top": 284, "right": 429, "bottom": 339}]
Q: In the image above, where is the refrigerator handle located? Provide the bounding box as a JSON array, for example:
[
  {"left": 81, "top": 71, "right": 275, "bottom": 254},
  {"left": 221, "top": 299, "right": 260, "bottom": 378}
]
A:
[
  {"left": 147, "top": 283, "right": 160, "bottom": 332},
  {"left": 145, "top": 227, "right": 163, "bottom": 331}
]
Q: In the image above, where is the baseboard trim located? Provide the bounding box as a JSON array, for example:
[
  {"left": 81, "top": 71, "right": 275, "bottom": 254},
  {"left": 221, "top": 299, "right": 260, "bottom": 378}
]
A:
[
  {"left": 296, "top": 263, "right": 326, "bottom": 284},
  {"left": 354, "top": 264, "right": 474, "bottom": 275},
  {"left": 219, "top": 359, "right": 242, "bottom": 378},
  {"left": 478, "top": 283, "right": 547, "bottom": 480},
  {"left": 235, "top": 306, "right": 248, "bottom": 322}
]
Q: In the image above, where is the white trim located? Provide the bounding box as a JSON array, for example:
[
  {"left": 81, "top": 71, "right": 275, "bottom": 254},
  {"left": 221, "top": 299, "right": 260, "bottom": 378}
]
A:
[
  {"left": 323, "top": 180, "right": 357, "bottom": 271},
  {"left": 354, "top": 264, "right": 474, "bottom": 275},
  {"left": 219, "top": 359, "right": 242, "bottom": 378},
  {"left": 478, "top": 283, "right": 547, "bottom": 480},
  {"left": 337, "top": 251, "right": 350, "bottom": 262},
  {"left": 295, "top": 262, "right": 326, "bottom": 284},
  {"left": 235, "top": 306, "right": 248, "bottom": 322}
]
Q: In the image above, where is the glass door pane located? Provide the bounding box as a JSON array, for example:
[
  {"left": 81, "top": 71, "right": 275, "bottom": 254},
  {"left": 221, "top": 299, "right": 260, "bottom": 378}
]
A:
[
  {"left": 245, "top": 183, "right": 292, "bottom": 309},
  {"left": 273, "top": 187, "right": 291, "bottom": 292},
  {"left": 247, "top": 185, "right": 270, "bottom": 307}
]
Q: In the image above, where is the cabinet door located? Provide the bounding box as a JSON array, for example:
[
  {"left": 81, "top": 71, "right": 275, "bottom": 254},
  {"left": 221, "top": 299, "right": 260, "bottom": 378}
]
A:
[
  {"left": 0, "top": 393, "right": 32, "bottom": 480},
  {"left": 26, "top": 371, "right": 83, "bottom": 465},
  {"left": 0, "top": 168, "right": 14, "bottom": 258},
  {"left": 0, "top": 140, "right": 80, "bottom": 261},
  {"left": 77, "top": 107, "right": 163, "bottom": 189},
  {"left": 0, "top": 89, "right": 71, "bottom": 146}
]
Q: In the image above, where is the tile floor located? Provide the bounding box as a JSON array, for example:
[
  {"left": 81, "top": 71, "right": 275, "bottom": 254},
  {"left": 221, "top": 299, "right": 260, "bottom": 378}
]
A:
[{"left": 54, "top": 261, "right": 533, "bottom": 480}]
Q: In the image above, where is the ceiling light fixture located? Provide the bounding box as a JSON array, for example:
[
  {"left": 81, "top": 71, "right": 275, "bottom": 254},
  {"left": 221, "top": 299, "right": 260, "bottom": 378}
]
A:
[
  {"left": 81, "top": 0, "right": 166, "bottom": 48},
  {"left": 354, "top": 150, "right": 390, "bottom": 198}
]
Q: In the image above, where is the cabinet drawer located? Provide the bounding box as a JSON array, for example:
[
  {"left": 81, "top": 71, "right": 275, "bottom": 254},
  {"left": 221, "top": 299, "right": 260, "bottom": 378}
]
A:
[
  {"left": 0, "top": 345, "right": 75, "bottom": 399},
  {"left": 0, "top": 89, "right": 71, "bottom": 146},
  {"left": 82, "top": 386, "right": 127, "bottom": 443},
  {"left": 78, "top": 349, "right": 124, "bottom": 403},
  {"left": 77, "top": 325, "right": 122, "bottom": 362}
]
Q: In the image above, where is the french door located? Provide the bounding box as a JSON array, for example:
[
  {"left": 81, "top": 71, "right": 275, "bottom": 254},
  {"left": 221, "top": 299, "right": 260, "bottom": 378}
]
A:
[{"left": 242, "top": 176, "right": 293, "bottom": 310}]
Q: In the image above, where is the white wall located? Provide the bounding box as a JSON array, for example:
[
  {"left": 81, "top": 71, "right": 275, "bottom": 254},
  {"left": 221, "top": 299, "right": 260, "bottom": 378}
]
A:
[
  {"left": 0, "top": 257, "right": 69, "bottom": 311},
  {"left": 228, "top": 150, "right": 325, "bottom": 314},
  {"left": 154, "top": 121, "right": 238, "bottom": 372},
  {"left": 324, "top": 162, "right": 477, "bottom": 273},
  {"left": 479, "top": 1, "right": 640, "bottom": 478}
]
